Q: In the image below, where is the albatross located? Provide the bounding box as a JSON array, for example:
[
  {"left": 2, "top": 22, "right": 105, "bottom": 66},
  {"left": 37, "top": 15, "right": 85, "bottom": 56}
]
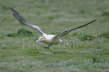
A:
[{"left": 10, "top": 8, "right": 96, "bottom": 48}]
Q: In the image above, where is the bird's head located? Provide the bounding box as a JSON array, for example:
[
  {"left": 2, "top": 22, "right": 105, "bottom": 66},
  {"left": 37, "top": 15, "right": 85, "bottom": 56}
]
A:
[{"left": 36, "top": 36, "right": 47, "bottom": 42}]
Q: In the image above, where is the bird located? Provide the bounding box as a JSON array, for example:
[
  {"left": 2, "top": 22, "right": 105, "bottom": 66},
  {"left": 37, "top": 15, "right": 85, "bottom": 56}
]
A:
[{"left": 10, "top": 8, "right": 96, "bottom": 48}]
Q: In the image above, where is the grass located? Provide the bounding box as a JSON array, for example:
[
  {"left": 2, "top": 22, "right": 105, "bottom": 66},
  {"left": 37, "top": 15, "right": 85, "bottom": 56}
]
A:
[{"left": 0, "top": 0, "right": 109, "bottom": 72}]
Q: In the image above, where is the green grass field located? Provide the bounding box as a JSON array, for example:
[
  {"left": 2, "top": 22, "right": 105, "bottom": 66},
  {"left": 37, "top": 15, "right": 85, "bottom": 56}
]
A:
[{"left": 0, "top": 0, "right": 109, "bottom": 72}]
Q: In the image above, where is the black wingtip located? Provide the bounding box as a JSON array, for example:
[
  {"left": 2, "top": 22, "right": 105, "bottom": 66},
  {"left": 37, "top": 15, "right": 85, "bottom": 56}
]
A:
[
  {"left": 9, "top": 8, "right": 17, "bottom": 13},
  {"left": 86, "top": 18, "right": 97, "bottom": 25},
  {"left": 93, "top": 18, "right": 97, "bottom": 22}
]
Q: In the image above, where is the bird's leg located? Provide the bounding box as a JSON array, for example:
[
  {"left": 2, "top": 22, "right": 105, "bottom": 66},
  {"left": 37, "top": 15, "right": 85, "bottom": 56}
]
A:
[
  {"left": 44, "top": 44, "right": 51, "bottom": 49},
  {"left": 44, "top": 45, "right": 50, "bottom": 49},
  {"left": 44, "top": 46, "right": 50, "bottom": 49}
]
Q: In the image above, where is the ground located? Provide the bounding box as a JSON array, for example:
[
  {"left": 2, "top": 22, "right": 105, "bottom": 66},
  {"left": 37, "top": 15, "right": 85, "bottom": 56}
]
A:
[{"left": 0, "top": 0, "right": 109, "bottom": 72}]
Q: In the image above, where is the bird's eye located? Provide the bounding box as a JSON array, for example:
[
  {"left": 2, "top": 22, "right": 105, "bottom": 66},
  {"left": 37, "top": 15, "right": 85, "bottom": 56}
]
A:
[{"left": 40, "top": 37, "right": 44, "bottom": 39}]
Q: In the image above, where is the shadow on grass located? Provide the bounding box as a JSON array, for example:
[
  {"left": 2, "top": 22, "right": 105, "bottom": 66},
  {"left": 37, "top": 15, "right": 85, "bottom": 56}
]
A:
[{"left": 6, "top": 28, "right": 34, "bottom": 37}]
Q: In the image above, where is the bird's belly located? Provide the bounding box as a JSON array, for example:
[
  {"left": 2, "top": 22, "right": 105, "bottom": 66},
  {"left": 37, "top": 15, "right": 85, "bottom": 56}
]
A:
[
  {"left": 42, "top": 39, "right": 60, "bottom": 45},
  {"left": 41, "top": 39, "right": 52, "bottom": 44},
  {"left": 42, "top": 40, "right": 51, "bottom": 44}
]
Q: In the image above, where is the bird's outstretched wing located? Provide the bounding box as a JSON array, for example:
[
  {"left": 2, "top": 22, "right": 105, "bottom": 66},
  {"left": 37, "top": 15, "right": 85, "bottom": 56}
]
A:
[
  {"left": 53, "top": 19, "right": 96, "bottom": 40},
  {"left": 10, "top": 8, "right": 46, "bottom": 35}
]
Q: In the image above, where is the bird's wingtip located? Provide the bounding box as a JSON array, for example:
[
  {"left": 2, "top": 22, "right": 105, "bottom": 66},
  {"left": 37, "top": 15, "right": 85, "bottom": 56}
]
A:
[
  {"left": 9, "top": 8, "right": 16, "bottom": 12},
  {"left": 93, "top": 18, "right": 97, "bottom": 21}
]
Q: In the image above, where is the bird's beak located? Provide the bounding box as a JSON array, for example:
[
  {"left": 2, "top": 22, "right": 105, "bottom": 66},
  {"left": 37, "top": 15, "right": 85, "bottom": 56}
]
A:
[
  {"left": 35, "top": 39, "right": 41, "bottom": 42},
  {"left": 36, "top": 39, "right": 44, "bottom": 42}
]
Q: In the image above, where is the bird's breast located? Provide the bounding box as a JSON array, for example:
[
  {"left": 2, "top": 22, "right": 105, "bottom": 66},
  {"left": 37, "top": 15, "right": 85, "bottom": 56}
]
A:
[{"left": 41, "top": 34, "right": 61, "bottom": 44}]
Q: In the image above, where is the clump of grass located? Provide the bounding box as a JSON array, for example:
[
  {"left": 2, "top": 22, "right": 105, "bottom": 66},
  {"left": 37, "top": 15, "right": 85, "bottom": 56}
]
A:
[
  {"left": 101, "top": 11, "right": 109, "bottom": 16},
  {"left": 92, "top": 56, "right": 101, "bottom": 63},
  {"left": 78, "top": 33, "right": 96, "bottom": 41},
  {"left": 79, "top": 10, "right": 86, "bottom": 14},
  {"left": 98, "top": 32, "right": 109, "bottom": 39},
  {"left": 6, "top": 33, "right": 16, "bottom": 37},
  {"left": 6, "top": 28, "right": 34, "bottom": 37},
  {"left": 17, "top": 28, "right": 33, "bottom": 37}
]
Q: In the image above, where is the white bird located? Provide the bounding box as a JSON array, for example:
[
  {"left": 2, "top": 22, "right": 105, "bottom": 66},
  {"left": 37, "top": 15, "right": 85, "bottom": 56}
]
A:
[{"left": 10, "top": 8, "right": 96, "bottom": 48}]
